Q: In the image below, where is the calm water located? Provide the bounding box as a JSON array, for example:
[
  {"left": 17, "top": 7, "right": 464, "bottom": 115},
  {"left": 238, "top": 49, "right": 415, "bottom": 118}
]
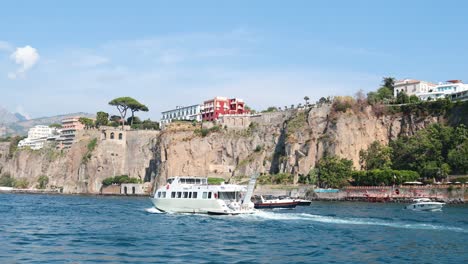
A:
[{"left": 0, "top": 194, "right": 467, "bottom": 263}]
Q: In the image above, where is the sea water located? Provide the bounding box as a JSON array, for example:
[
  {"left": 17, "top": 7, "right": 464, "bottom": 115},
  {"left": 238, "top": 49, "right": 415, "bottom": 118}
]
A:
[{"left": 0, "top": 194, "right": 466, "bottom": 263}]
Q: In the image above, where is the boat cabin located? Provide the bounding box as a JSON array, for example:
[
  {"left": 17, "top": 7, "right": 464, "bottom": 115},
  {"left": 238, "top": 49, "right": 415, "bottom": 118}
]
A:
[
  {"left": 155, "top": 176, "right": 244, "bottom": 202},
  {"left": 166, "top": 177, "right": 208, "bottom": 185}
]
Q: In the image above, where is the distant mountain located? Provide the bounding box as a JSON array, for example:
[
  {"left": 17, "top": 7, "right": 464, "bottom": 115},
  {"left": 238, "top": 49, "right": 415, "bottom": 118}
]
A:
[
  {"left": 0, "top": 106, "right": 19, "bottom": 124},
  {"left": 2, "top": 112, "right": 95, "bottom": 136},
  {"left": 14, "top": 113, "right": 28, "bottom": 122}
]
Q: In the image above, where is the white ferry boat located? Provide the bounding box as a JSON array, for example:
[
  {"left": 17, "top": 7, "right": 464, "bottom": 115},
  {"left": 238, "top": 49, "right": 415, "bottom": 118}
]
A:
[{"left": 150, "top": 175, "right": 257, "bottom": 215}]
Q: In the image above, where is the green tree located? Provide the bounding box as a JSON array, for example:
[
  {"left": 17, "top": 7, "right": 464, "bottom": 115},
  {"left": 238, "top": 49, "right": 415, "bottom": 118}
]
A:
[
  {"left": 317, "top": 156, "right": 353, "bottom": 188},
  {"left": 396, "top": 91, "right": 410, "bottom": 104},
  {"left": 95, "top": 111, "right": 109, "bottom": 127},
  {"left": 390, "top": 123, "right": 463, "bottom": 180},
  {"left": 448, "top": 137, "right": 468, "bottom": 174},
  {"left": 109, "top": 97, "right": 141, "bottom": 129},
  {"left": 359, "top": 141, "right": 393, "bottom": 170},
  {"left": 366, "top": 91, "right": 379, "bottom": 105},
  {"left": 127, "top": 116, "right": 141, "bottom": 126},
  {"left": 376, "top": 86, "right": 393, "bottom": 102},
  {"left": 78, "top": 117, "right": 94, "bottom": 129},
  {"left": 304, "top": 96, "right": 310, "bottom": 106},
  {"left": 262, "top": 106, "right": 278, "bottom": 113},
  {"left": 141, "top": 119, "right": 159, "bottom": 130},
  {"left": 128, "top": 100, "right": 149, "bottom": 126},
  {"left": 409, "top": 95, "right": 420, "bottom": 103},
  {"left": 382, "top": 77, "right": 396, "bottom": 92},
  {"left": 49, "top": 123, "right": 62, "bottom": 128}
]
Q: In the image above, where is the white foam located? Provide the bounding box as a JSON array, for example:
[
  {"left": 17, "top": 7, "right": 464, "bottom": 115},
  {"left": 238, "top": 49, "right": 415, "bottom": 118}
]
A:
[
  {"left": 145, "top": 207, "right": 165, "bottom": 214},
  {"left": 240, "top": 211, "right": 467, "bottom": 233}
]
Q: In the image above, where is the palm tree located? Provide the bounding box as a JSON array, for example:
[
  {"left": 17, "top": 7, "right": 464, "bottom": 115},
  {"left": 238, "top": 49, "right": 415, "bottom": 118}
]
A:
[{"left": 304, "top": 96, "right": 310, "bottom": 106}]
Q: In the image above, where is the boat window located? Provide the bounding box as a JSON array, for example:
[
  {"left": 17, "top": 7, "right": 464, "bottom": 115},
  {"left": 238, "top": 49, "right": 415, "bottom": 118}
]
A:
[
  {"left": 208, "top": 192, "right": 212, "bottom": 199},
  {"left": 167, "top": 179, "right": 174, "bottom": 184},
  {"left": 171, "top": 192, "right": 176, "bottom": 198},
  {"left": 183, "top": 192, "right": 189, "bottom": 198},
  {"left": 195, "top": 179, "right": 201, "bottom": 184},
  {"left": 181, "top": 179, "right": 186, "bottom": 184},
  {"left": 202, "top": 192, "right": 208, "bottom": 199},
  {"left": 157, "top": 192, "right": 161, "bottom": 198},
  {"left": 219, "top": 192, "right": 236, "bottom": 200},
  {"left": 202, "top": 179, "right": 207, "bottom": 184},
  {"left": 162, "top": 192, "right": 166, "bottom": 198},
  {"left": 177, "top": 192, "right": 182, "bottom": 198},
  {"left": 193, "top": 192, "right": 198, "bottom": 199},
  {"left": 189, "top": 192, "right": 192, "bottom": 198},
  {"left": 187, "top": 179, "right": 195, "bottom": 184}
]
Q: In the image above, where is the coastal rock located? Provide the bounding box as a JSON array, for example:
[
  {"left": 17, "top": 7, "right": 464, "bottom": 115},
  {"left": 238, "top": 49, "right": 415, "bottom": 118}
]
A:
[{"left": 0, "top": 105, "right": 445, "bottom": 193}]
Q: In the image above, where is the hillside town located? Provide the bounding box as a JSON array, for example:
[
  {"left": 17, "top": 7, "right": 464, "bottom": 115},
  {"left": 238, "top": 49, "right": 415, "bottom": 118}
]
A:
[{"left": 8, "top": 78, "right": 468, "bottom": 152}]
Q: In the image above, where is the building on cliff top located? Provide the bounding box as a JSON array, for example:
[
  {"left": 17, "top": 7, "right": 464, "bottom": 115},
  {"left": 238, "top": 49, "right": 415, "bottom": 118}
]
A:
[
  {"left": 201, "top": 97, "right": 250, "bottom": 122},
  {"left": 160, "top": 104, "right": 201, "bottom": 128},
  {"left": 160, "top": 97, "right": 251, "bottom": 128},
  {"left": 18, "top": 125, "right": 58, "bottom": 150},
  {"left": 56, "top": 117, "right": 86, "bottom": 149},
  {"left": 417, "top": 80, "right": 468, "bottom": 101},
  {"left": 394, "top": 79, "right": 468, "bottom": 101},
  {"left": 393, "top": 79, "right": 437, "bottom": 97}
]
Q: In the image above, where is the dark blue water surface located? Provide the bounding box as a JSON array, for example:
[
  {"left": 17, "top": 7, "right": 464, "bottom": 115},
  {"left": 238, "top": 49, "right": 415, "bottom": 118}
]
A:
[{"left": 0, "top": 194, "right": 467, "bottom": 263}]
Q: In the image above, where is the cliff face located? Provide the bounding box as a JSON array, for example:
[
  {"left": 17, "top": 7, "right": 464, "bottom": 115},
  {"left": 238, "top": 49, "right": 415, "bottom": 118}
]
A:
[
  {"left": 153, "top": 105, "right": 441, "bottom": 186},
  {"left": 0, "top": 105, "right": 443, "bottom": 193},
  {"left": 0, "top": 129, "right": 158, "bottom": 193}
]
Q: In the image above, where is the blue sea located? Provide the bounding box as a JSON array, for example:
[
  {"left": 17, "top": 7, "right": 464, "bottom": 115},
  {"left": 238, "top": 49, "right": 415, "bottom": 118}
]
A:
[{"left": 0, "top": 194, "right": 467, "bottom": 263}]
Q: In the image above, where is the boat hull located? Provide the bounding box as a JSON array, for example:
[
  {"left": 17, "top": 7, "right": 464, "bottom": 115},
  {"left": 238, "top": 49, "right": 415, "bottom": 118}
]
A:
[
  {"left": 254, "top": 201, "right": 298, "bottom": 209},
  {"left": 295, "top": 200, "right": 312, "bottom": 206},
  {"left": 405, "top": 202, "right": 445, "bottom": 211},
  {"left": 151, "top": 198, "right": 254, "bottom": 215}
]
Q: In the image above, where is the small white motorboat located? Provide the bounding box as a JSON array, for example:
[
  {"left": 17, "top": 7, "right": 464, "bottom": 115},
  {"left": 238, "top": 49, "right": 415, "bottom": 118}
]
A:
[{"left": 405, "top": 198, "right": 445, "bottom": 211}]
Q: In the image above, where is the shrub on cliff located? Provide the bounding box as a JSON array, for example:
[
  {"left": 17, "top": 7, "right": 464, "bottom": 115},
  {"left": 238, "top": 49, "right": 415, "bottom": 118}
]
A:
[
  {"left": 332, "top": 96, "right": 355, "bottom": 113},
  {"left": 14, "top": 178, "right": 29, "bottom": 189},
  {"left": 0, "top": 173, "right": 15, "bottom": 187},
  {"left": 81, "top": 138, "right": 98, "bottom": 164},
  {"left": 102, "top": 175, "right": 141, "bottom": 186},
  {"left": 37, "top": 175, "right": 49, "bottom": 189}
]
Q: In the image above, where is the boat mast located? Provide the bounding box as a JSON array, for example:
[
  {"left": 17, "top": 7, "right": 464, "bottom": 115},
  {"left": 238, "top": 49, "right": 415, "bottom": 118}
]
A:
[{"left": 242, "top": 173, "right": 258, "bottom": 206}]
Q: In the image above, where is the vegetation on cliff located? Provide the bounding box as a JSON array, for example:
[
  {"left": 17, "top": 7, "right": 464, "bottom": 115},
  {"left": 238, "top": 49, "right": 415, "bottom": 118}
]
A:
[
  {"left": 81, "top": 138, "right": 97, "bottom": 164},
  {"left": 102, "top": 175, "right": 142, "bottom": 186},
  {"left": 390, "top": 123, "right": 467, "bottom": 177}
]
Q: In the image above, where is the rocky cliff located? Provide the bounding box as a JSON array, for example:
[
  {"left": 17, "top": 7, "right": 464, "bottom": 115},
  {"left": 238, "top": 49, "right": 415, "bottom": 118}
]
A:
[{"left": 0, "top": 104, "right": 447, "bottom": 193}]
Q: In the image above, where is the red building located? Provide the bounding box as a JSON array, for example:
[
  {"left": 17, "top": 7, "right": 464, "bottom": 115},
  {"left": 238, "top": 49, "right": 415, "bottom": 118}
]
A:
[{"left": 202, "top": 96, "right": 250, "bottom": 121}]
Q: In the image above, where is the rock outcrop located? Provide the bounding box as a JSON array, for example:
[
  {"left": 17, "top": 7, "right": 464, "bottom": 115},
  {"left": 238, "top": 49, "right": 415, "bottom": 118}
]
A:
[{"left": 0, "top": 105, "right": 446, "bottom": 193}]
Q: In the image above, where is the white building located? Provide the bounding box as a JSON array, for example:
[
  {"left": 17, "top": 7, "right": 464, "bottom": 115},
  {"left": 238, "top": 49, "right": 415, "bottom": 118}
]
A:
[
  {"left": 417, "top": 80, "right": 468, "bottom": 101},
  {"left": 394, "top": 79, "right": 437, "bottom": 97},
  {"left": 18, "top": 125, "right": 57, "bottom": 150},
  {"left": 160, "top": 104, "right": 201, "bottom": 127}
]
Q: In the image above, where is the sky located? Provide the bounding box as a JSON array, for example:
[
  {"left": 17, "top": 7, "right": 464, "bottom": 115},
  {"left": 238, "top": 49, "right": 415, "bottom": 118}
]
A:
[{"left": 0, "top": 0, "right": 467, "bottom": 120}]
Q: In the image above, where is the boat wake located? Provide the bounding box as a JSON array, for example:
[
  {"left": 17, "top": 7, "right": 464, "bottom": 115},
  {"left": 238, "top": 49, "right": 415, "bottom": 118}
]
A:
[
  {"left": 145, "top": 207, "right": 165, "bottom": 214},
  {"left": 241, "top": 211, "right": 467, "bottom": 233}
]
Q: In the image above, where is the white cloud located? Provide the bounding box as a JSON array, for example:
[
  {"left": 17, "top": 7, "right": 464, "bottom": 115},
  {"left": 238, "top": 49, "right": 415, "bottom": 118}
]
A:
[
  {"left": 8, "top": 45, "right": 40, "bottom": 79},
  {"left": 0, "top": 41, "right": 12, "bottom": 52}
]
